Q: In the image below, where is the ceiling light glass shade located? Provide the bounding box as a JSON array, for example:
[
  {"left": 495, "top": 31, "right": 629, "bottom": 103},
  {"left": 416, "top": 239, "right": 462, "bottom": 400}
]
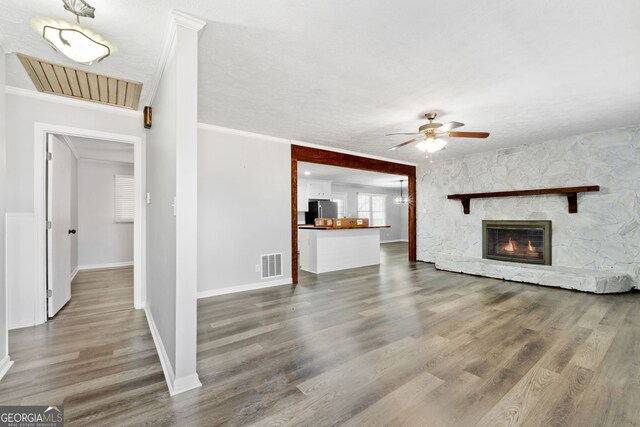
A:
[
  {"left": 416, "top": 136, "right": 447, "bottom": 153},
  {"left": 425, "top": 138, "right": 447, "bottom": 153},
  {"left": 32, "top": 17, "right": 115, "bottom": 64},
  {"left": 394, "top": 196, "right": 409, "bottom": 204},
  {"left": 416, "top": 137, "right": 447, "bottom": 153}
]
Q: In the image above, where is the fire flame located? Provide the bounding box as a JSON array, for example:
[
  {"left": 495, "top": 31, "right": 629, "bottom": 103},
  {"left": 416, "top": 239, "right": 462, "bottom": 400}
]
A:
[
  {"left": 528, "top": 240, "right": 535, "bottom": 252},
  {"left": 504, "top": 237, "right": 517, "bottom": 252}
]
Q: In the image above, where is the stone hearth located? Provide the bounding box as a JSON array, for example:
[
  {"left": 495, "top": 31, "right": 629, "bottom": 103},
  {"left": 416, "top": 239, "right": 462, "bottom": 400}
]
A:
[{"left": 435, "top": 255, "right": 634, "bottom": 294}]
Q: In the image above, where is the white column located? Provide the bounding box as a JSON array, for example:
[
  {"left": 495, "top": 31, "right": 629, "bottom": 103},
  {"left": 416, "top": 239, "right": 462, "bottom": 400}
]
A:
[{"left": 173, "top": 10, "right": 206, "bottom": 393}]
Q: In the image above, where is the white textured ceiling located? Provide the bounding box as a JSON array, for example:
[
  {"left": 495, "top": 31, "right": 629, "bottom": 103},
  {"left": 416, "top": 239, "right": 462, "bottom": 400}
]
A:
[
  {"left": 299, "top": 162, "right": 407, "bottom": 189},
  {"left": 0, "top": 0, "right": 166, "bottom": 105},
  {"left": 3, "top": 1, "right": 640, "bottom": 163},
  {"left": 66, "top": 135, "right": 133, "bottom": 163}
]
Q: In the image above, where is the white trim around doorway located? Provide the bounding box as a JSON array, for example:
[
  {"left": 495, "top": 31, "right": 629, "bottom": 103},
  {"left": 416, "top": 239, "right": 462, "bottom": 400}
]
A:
[{"left": 33, "top": 123, "right": 146, "bottom": 324}]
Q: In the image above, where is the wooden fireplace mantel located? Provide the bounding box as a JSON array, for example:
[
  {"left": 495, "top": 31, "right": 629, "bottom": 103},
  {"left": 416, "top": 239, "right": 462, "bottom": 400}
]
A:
[{"left": 447, "top": 185, "right": 600, "bottom": 214}]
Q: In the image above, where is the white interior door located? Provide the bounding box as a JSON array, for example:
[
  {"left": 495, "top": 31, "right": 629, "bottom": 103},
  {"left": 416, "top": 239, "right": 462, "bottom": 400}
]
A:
[{"left": 47, "top": 134, "right": 72, "bottom": 317}]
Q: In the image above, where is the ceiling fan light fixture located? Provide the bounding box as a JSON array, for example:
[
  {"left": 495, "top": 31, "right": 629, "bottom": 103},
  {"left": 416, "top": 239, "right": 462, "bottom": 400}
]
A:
[
  {"left": 425, "top": 136, "right": 447, "bottom": 153},
  {"left": 32, "top": 17, "right": 114, "bottom": 65}
]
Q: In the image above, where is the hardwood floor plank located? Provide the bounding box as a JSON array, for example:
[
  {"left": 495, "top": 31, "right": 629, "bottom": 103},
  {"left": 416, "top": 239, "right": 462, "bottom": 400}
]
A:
[
  {"left": 0, "top": 243, "right": 638, "bottom": 425},
  {"left": 477, "top": 366, "right": 560, "bottom": 427}
]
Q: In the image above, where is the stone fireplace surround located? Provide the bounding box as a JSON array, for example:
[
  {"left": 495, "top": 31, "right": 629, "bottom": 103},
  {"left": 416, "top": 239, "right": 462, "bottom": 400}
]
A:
[
  {"left": 416, "top": 125, "right": 640, "bottom": 294},
  {"left": 436, "top": 220, "right": 632, "bottom": 294}
]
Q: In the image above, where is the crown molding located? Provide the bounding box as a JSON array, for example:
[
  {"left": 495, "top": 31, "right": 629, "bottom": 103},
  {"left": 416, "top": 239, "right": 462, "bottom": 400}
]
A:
[
  {"left": 197, "top": 122, "right": 292, "bottom": 145},
  {"left": 171, "top": 10, "right": 207, "bottom": 32},
  {"left": 6, "top": 86, "right": 143, "bottom": 118},
  {"left": 144, "top": 10, "right": 207, "bottom": 107},
  {"left": 197, "top": 122, "right": 418, "bottom": 167}
]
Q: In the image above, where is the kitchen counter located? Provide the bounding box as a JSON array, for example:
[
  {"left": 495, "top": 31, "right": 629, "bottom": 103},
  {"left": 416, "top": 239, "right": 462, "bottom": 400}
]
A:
[
  {"left": 298, "top": 225, "right": 391, "bottom": 230},
  {"left": 298, "top": 226, "right": 388, "bottom": 274}
]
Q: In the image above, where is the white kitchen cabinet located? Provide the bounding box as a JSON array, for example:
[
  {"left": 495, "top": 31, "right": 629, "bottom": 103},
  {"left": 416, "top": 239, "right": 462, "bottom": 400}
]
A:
[
  {"left": 297, "top": 179, "right": 332, "bottom": 211},
  {"left": 297, "top": 179, "right": 309, "bottom": 211},
  {"left": 307, "top": 180, "right": 332, "bottom": 200}
]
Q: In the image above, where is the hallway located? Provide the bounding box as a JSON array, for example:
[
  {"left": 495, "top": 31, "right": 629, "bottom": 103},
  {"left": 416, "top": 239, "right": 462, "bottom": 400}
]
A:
[{"left": 0, "top": 267, "right": 166, "bottom": 423}]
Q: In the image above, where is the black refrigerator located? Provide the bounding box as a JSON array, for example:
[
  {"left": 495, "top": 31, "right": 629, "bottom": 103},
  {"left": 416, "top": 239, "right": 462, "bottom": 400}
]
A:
[{"left": 305, "top": 200, "right": 338, "bottom": 224}]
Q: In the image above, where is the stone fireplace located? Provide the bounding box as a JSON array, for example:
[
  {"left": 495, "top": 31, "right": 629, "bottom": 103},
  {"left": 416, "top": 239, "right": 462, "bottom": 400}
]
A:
[{"left": 482, "top": 220, "right": 552, "bottom": 265}]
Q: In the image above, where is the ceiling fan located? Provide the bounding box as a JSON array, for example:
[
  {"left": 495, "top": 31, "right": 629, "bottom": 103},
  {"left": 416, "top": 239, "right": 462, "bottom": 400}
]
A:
[{"left": 387, "top": 112, "right": 489, "bottom": 154}]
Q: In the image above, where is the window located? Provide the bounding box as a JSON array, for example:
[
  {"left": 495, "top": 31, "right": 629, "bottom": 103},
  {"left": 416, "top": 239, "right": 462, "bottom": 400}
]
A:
[
  {"left": 331, "top": 192, "right": 347, "bottom": 218},
  {"left": 114, "top": 175, "right": 134, "bottom": 223},
  {"left": 357, "top": 193, "right": 386, "bottom": 226}
]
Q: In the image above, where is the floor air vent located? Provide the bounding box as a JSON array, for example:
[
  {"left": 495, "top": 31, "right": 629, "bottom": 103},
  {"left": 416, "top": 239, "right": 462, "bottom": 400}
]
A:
[{"left": 261, "top": 253, "right": 283, "bottom": 279}]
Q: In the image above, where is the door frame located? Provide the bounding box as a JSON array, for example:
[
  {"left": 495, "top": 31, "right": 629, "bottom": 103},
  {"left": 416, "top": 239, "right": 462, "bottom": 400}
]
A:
[
  {"left": 291, "top": 144, "right": 417, "bottom": 283},
  {"left": 34, "top": 123, "right": 146, "bottom": 324}
]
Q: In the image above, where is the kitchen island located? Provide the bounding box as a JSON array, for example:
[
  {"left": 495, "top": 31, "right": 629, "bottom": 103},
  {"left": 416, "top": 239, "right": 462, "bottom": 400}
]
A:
[{"left": 298, "top": 225, "right": 390, "bottom": 274}]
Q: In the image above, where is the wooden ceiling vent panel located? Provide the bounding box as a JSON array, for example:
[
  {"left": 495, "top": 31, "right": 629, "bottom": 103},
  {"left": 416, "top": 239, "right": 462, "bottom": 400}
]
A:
[{"left": 17, "top": 53, "right": 143, "bottom": 110}]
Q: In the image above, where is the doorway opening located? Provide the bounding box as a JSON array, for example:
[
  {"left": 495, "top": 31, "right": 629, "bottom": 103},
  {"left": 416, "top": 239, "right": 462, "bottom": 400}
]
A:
[
  {"left": 291, "top": 145, "right": 416, "bottom": 283},
  {"left": 296, "top": 161, "right": 410, "bottom": 274},
  {"left": 34, "top": 124, "right": 145, "bottom": 323},
  {"left": 46, "top": 134, "right": 137, "bottom": 317}
]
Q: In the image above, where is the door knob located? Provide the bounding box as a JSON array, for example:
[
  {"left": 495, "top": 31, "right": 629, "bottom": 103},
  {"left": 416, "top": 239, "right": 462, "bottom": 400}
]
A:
[{"left": 68, "top": 229, "right": 76, "bottom": 234}]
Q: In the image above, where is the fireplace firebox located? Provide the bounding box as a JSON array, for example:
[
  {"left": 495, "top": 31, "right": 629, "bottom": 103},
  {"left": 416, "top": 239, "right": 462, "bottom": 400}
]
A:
[{"left": 482, "top": 220, "right": 552, "bottom": 265}]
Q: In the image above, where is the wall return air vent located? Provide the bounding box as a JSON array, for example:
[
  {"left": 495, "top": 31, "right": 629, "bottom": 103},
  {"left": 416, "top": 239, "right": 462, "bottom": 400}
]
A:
[
  {"left": 17, "top": 53, "right": 142, "bottom": 110},
  {"left": 261, "top": 253, "right": 283, "bottom": 279}
]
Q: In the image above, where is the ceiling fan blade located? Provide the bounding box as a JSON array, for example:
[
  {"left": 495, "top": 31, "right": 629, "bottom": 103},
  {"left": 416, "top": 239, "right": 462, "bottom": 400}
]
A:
[
  {"left": 388, "top": 137, "right": 420, "bottom": 151},
  {"left": 448, "top": 131, "right": 490, "bottom": 139},
  {"left": 385, "top": 132, "right": 421, "bottom": 136},
  {"left": 436, "top": 121, "right": 464, "bottom": 133}
]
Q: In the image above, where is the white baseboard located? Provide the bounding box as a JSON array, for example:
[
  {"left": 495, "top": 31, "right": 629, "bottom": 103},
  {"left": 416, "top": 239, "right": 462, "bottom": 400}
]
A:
[
  {"left": 78, "top": 261, "right": 134, "bottom": 271},
  {"left": 143, "top": 306, "right": 201, "bottom": 396},
  {"left": 197, "top": 278, "right": 293, "bottom": 299},
  {"left": 381, "top": 239, "right": 409, "bottom": 243},
  {"left": 70, "top": 266, "right": 79, "bottom": 282},
  {"left": 0, "top": 355, "right": 14, "bottom": 382}
]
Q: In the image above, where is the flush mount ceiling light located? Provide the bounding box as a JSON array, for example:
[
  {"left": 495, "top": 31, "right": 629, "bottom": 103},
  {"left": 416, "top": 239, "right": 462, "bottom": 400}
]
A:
[{"left": 31, "top": 0, "right": 115, "bottom": 65}]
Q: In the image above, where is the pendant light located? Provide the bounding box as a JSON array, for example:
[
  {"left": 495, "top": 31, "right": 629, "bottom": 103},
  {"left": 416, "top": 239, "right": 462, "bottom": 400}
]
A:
[
  {"left": 32, "top": 0, "right": 115, "bottom": 65},
  {"left": 394, "top": 180, "right": 409, "bottom": 205}
]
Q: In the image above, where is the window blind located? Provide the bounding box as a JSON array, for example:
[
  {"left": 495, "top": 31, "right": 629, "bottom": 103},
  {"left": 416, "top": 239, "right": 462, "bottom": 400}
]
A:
[
  {"left": 114, "top": 175, "right": 134, "bottom": 223},
  {"left": 357, "top": 193, "right": 387, "bottom": 226}
]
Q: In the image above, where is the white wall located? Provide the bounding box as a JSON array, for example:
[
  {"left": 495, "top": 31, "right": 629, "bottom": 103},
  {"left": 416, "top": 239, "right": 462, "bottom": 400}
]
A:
[
  {"left": 332, "top": 183, "right": 408, "bottom": 242},
  {"left": 146, "top": 43, "right": 178, "bottom": 372},
  {"left": 6, "top": 213, "right": 34, "bottom": 330},
  {"left": 145, "top": 11, "right": 204, "bottom": 395},
  {"left": 4, "top": 91, "right": 142, "bottom": 214},
  {"left": 77, "top": 160, "right": 134, "bottom": 268},
  {"left": 198, "top": 125, "right": 292, "bottom": 296},
  {"left": 0, "top": 46, "right": 11, "bottom": 378},
  {"left": 417, "top": 125, "right": 640, "bottom": 286}
]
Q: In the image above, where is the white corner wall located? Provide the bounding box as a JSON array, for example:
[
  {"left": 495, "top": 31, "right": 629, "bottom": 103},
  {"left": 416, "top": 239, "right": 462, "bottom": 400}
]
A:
[
  {"left": 0, "top": 45, "right": 13, "bottom": 380},
  {"left": 78, "top": 160, "right": 134, "bottom": 268},
  {"left": 197, "top": 125, "right": 292, "bottom": 297},
  {"left": 145, "top": 10, "right": 204, "bottom": 396},
  {"left": 417, "top": 125, "right": 640, "bottom": 286}
]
